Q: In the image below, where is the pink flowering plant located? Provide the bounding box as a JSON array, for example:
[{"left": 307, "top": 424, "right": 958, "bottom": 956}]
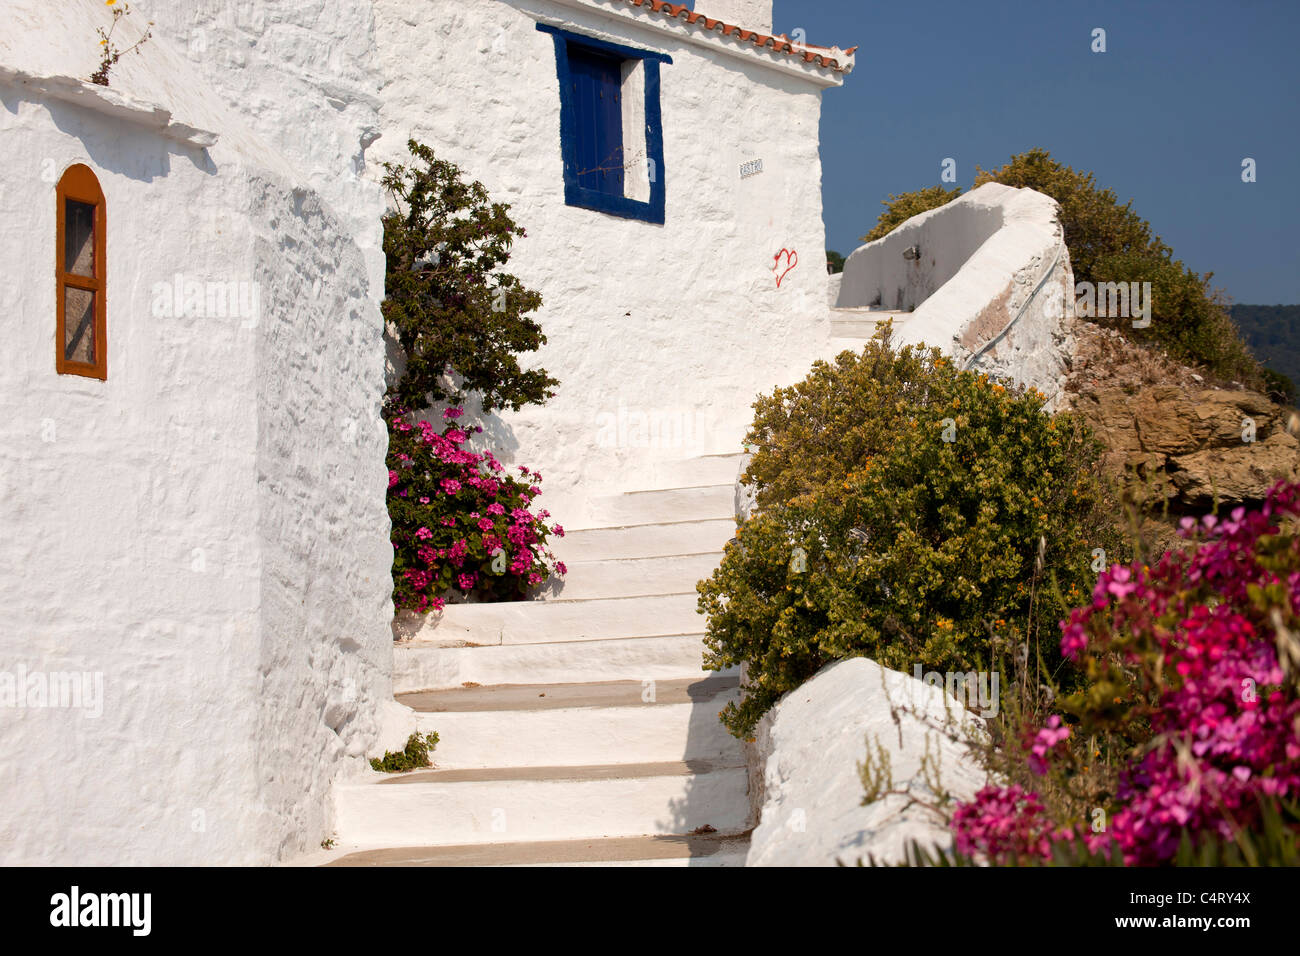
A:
[
  {"left": 387, "top": 406, "right": 565, "bottom": 611},
  {"left": 950, "top": 482, "right": 1300, "bottom": 865}
]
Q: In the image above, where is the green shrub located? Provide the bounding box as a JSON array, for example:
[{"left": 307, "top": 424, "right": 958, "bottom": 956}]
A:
[
  {"left": 699, "top": 326, "right": 1121, "bottom": 736},
  {"left": 1262, "top": 367, "right": 1297, "bottom": 407},
  {"left": 973, "top": 149, "right": 1160, "bottom": 284},
  {"left": 369, "top": 731, "right": 440, "bottom": 773},
  {"left": 860, "top": 185, "right": 961, "bottom": 243},
  {"left": 381, "top": 140, "right": 558, "bottom": 414},
  {"left": 1084, "top": 248, "right": 1259, "bottom": 383},
  {"left": 975, "top": 149, "right": 1261, "bottom": 387}
]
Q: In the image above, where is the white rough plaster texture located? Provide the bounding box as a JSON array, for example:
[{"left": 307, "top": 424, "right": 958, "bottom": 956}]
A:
[
  {"left": 694, "top": 0, "right": 774, "bottom": 35},
  {"left": 745, "top": 658, "right": 987, "bottom": 867},
  {"left": 372, "top": 0, "right": 841, "bottom": 526},
  {"left": 141, "top": 0, "right": 389, "bottom": 306},
  {"left": 837, "top": 183, "right": 1075, "bottom": 409},
  {"left": 0, "top": 0, "right": 391, "bottom": 864}
]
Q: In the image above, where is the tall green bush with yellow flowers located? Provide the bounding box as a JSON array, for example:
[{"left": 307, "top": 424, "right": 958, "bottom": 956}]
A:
[{"left": 698, "top": 325, "right": 1123, "bottom": 737}]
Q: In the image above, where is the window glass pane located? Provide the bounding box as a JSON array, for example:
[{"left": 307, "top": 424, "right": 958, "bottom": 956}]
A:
[
  {"left": 64, "top": 286, "right": 96, "bottom": 364},
  {"left": 65, "top": 200, "right": 95, "bottom": 277}
]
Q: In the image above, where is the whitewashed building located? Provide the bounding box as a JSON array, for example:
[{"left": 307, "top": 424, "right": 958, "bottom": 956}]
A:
[
  {"left": 4, "top": 0, "right": 1098, "bottom": 867},
  {"left": 371, "top": 0, "right": 857, "bottom": 522},
  {"left": 0, "top": 0, "right": 859, "bottom": 865},
  {"left": 0, "top": 0, "right": 391, "bottom": 865}
]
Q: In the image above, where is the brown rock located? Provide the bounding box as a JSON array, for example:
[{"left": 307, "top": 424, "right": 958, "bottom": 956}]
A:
[{"left": 1167, "top": 431, "right": 1300, "bottom": 506}]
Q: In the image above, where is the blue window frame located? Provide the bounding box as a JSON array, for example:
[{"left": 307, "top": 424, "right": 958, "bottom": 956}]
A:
[{"left": 537, "top": 24, "right": 670, "bottom": 224}]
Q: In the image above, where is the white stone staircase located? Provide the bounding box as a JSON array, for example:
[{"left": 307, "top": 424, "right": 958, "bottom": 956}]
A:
[
  {"left": 325, "top": 453, "right": 751, "bottom": 866},
  {"left": 829, "top": 307, "right": 906, "bottom": 353}
]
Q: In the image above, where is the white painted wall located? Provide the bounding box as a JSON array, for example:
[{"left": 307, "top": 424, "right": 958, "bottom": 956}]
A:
[
  {"left": 0, "top": 0, "right": 391, "bottom": 864},
  {"left": 838, "top": 183, "right": 1076, "bottom": 407},
  {"left": 746, "top": 658, "right": 987, "bottom": 866},
  {"left": 695, "top": 0, "right": 773, "bottom": 35},
  {"left": 372, "top": 0, "right": 842, "bottom": 525}
]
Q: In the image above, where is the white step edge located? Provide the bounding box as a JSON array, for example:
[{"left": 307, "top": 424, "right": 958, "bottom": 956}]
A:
[
  {"left": 401, "top": 592, "right": 705, "bottom": 646},
  {"left": 335, "top": 766, "right": 750, "bottom": 846},
  {"left": 552, "top": 518, "right": 736, "bottom": 562},
  {"left": 393, "top": 633, "right": 728, "bottom": 692},
  {"left": 544, "top": 552, "right": 722, "bottom": 601},
  {"left": 414, "top": 692, "right": 742, "bottom": 769}
]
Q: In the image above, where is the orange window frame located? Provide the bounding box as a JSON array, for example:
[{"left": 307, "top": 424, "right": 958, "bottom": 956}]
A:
[{"left": 55, "top": 164, "right": 107, "bottom": 379}]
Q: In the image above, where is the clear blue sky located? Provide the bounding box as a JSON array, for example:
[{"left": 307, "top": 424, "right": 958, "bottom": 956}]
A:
[{"left": 774, "top": 0, "right": 1299, "bottom": 305}]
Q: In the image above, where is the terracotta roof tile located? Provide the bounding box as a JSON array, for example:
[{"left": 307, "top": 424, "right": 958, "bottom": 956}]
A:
[{"left": 623, "top": 0, "right": 855, "bottom": 73}]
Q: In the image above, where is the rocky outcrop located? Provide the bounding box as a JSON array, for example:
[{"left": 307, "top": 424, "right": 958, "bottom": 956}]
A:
[{"left": 1072, "top": 385, "right": 1300, "bottom": 509}]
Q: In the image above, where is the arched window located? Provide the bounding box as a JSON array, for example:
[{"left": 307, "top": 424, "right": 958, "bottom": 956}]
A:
[{"left": 56, "top": 164, "right": 106, "bottom": 379}]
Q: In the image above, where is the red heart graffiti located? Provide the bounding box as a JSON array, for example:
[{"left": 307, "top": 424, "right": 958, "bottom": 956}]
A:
[{"left": 772, "top": 248, "right": 798, "bottom": 288}]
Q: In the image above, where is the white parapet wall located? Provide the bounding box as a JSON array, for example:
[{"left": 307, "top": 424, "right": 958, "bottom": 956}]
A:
[
  {"left": 836, "top": 182, "right": 1076, "bottom": 408},
  {"left": 745, "top": 657, "right": 988, "bottom": 867}
]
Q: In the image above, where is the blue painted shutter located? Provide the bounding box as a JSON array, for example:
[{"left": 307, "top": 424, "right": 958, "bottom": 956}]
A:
[{"left": 567, "top": 45, "right": 624, "bottom": 197}]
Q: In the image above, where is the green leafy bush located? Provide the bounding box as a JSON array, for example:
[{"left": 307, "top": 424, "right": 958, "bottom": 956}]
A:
[
  {"left": 976, "top": 149, "right": 1260, "bottom": 386},
  {"left": 380, "top": 140, "right": 565, "bottom": 608},
  {"left": 699, "top": 326, "right": 1121, "bottom": 736},
  {"left": 381, "top": 140, "right": 558, "bottom": 414},
  {"left": 973, "top": 149, "right": 1159, "bottom": 283},
  {"left": 1262, "top": 367, "right": 1297, "bottom": 407},
  {"left": 370, "top": 731, "right": 440, "bottom": 773}
]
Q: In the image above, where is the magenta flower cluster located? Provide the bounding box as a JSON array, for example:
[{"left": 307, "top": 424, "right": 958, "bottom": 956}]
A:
[
  {"left": 952, "top": 785, "right": 1065, "bottom": 861},
  {"left": 387, "top": 406, "right": 565, "bottom": 610},
  {"left": 951, "top": 482, "right": 1300, "bottom": 865}
]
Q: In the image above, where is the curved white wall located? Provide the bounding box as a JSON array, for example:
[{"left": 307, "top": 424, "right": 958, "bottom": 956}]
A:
[{"left": 837, "top": 183, "right": 1075, "bottom": 407}]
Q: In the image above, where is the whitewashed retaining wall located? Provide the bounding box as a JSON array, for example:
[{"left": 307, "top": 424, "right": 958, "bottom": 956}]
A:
[
  {"left": 0, "top": 0, "right": 391, "bottom": 865},
  {"left": 838, "top": 183, "right": 1075, "bottom": 408},
  {"left": 746, "top": 658, "right": 987, "bottom": 867},
  {"left": 372, "top": 0, "right": 844, "bottom": 525}
]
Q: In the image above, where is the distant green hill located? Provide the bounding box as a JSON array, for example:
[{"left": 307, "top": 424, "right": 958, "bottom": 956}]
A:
[{"left": 1231, "top": 305, "right": 1300, "bottom": 400}]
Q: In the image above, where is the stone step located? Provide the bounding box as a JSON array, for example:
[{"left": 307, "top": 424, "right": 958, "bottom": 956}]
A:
[
  {"left": 400, "top": 592, "right": 703, "bottom": 646},
  {"left": 321, "top": 832, "right": 751, "bottom": 867},
  {"left": 545, "top": 552, "right": 722, "bottom": 601},
  {"left": 402, "top": 676, "right": 742, "bottom": 768},
  {"left": 334, "top": 760, "right": 750, "bottom": 846},
  {"left": 642, "top": 453, "right": 744, "bottom": 490},
  {"left": 393, "top": 633, "right": 723, "bottom": 692},
  {"left": 553, "top": 517, "right": 736, "bottom": 563},
  {"left": 830, "top": 314, "right": 891, "bottom": 338},
  {"left": 576, "top": 484, "right": 734, "bottom": 529}
]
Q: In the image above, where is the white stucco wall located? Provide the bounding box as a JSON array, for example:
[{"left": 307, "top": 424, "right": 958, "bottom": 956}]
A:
[
  {"left": 746, "top": 658, "right": 987, "bottom": 867},
  {"left": 372, "top": 0, "right": 843, "bottom": 525},
  {"left": 694, "top": 0, "right": 773, "bottom": 35},
  {"left": 0, "top": 1, "right": 392, "bottom": 865},
  {"left": 838, "top": 183, "right": 1075, "bottom": 408}
]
